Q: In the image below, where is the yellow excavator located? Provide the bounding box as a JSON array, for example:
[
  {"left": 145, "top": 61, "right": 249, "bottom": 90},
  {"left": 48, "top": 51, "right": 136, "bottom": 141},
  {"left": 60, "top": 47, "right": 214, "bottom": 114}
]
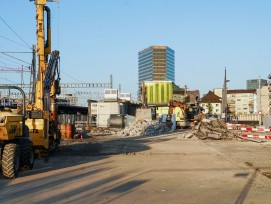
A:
[
  {"left": 0, "top": 0, "right": 60, "bottom": 178},
  {"left": 25, "top": 0, "right": 61, "bottom": 157},
  {"left": 0, "top": 86, "right": 35, "bottom": 178}
]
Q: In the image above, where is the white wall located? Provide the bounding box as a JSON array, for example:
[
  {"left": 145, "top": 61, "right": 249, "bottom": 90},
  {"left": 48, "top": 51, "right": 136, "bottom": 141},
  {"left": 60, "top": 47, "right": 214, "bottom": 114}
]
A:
[
  {"left": 200, "top": 103, "right": 222, "bottom": 115},
  {"left": 256, "top": 86, "right": 269, "bottom": 115}
]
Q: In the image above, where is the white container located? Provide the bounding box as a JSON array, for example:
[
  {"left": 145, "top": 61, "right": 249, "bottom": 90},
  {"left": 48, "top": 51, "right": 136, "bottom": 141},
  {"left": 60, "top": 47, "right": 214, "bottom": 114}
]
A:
[
  {"left": 97, "top": 114, "right": 110, "bottom": 127},
  {"left": 96, "top": 102, "right": 120, "bottom": 127},
  {"left": 104, "top": 89, "right": 118, "bottom": 102},
  {"left": 119, "top": 93, "right": 131, "bottom": 101},
  {"left": 97, "top": 102, "right": 120, "bottom": 115},
  {"left": 91, "top": 103, "right": 98, "bottom": 115}
]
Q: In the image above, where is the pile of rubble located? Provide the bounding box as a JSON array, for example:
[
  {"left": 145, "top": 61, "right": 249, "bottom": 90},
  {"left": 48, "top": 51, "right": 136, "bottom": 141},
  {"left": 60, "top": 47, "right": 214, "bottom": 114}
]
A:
[
  {"left": 91, "top": 127, "right": 112, "bottom": 135},
  {"left": 117, "top": 120, "right": 172, "bottom": 137},
  {"left": 193, "top": 118, "right": 235, "bottom": 140}
]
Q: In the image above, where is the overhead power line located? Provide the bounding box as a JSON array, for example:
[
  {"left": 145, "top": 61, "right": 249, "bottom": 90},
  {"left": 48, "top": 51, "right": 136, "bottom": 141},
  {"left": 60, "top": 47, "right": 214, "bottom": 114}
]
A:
[
  {"left": 61, "top": 71, "right": 84, "bottom": 83},
  {"left": 0, "top": 67, "right": 31, "bottom": 72},
  {"left": 0, "top": 76, "right": 17, "bottom": 84},
  {"left": 0, "top": 51, "right": 32, "bottom": 54},
  {"left": 0, "top": 52, "right": 31, "bottom": 65},
  {"left": 0, "top": 35, "right": 30, "bottom": 49},
  {"left": 0, "top": 59, "right": 7, "bottom": 66},
  {"left": 1, "top": 83, "right": 111, "bottom": 89},
  {"left": 0, "top": 55, "right": 25, "bottom": 66},
  {"left": 0, "top": 16, "right": 32, "bottom": 49}
]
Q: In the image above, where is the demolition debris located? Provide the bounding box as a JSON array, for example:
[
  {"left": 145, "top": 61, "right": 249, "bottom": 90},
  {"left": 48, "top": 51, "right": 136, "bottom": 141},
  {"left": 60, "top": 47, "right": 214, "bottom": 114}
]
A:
[
  {"left": 117, "top": 120, "right": 172, "bottom": 137},
  {"left": 193, "top": 118, "right": 235, "bottom": 140}
]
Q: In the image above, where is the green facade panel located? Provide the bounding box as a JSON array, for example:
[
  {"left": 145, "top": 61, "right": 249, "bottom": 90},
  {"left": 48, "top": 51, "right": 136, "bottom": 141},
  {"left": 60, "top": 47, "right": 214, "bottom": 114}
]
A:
[{"left": 145, "top": 81, "right": 173, "bottom": 105}]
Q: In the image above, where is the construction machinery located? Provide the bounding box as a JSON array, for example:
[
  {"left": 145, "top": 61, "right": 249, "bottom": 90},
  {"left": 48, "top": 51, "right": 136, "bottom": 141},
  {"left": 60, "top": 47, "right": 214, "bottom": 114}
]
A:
[
  {"left": 167, "top": 100, "right": 202, "bottom": 128},
  {"left": 0, "top": 86, "right": 35, "bottom": 178},
  {"left": 141, "top": 81, "right": 200, "bottom": 128},
  {"left": 167, "top": 99, "right": 188, "bottom": 128},
  {"left": 25, "top": 0, "right": 61, "bottom": 156},
  {"left": 186, "top": 104, "right": 202, "bottom": 126}
]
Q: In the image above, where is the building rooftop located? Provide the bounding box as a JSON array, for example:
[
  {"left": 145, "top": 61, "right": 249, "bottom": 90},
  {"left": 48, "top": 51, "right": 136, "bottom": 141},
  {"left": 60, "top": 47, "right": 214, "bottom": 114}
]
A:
[
  {"left": 200, "top": 91, "right": 221, "bottom": 103},
  {"left": 227, "top": 89, "right": 256, "bottom": 94},
  {"left": 138, "top": 46, "right": 172, "bottom": 54}
]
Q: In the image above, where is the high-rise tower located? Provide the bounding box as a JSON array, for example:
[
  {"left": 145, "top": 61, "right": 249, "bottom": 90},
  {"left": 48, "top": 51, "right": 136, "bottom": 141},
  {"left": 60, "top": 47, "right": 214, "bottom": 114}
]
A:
[
  {"left": 246, "top": 79, "right": 267, "bottom": 89},
  {"left": 138, "top": 46, "right": 175, "bottom": 100}
]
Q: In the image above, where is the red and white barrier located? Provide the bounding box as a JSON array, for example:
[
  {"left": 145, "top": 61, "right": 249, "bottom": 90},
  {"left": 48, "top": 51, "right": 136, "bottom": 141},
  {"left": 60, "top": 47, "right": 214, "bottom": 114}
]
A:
[
  {"left": 240, "top": 127, "right": 271, "bottom": 133},
  {"left": 226, "top": 123, "right": 243, "bottom": 130},
  {"left": 226, "top": 123, "right": 242, "bottom": 127},
  {"left": 241, "top": 134, "right": 271, "bottom": 140},
  {"left": 226, "top": 123, "right": 271, "bottom": 132}
]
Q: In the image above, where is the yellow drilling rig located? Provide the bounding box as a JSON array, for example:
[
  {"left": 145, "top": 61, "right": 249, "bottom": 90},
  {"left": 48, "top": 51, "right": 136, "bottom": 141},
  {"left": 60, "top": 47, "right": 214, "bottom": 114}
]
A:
[
  {"left": 0, "top": 0, "right": 60, "bottom": 178},
  {"left": 25, "top": 0, "right": 61, "bottom": 157}
]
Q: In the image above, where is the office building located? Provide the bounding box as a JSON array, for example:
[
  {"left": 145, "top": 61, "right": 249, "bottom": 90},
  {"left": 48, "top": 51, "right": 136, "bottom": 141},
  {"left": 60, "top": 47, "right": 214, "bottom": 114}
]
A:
[
  {"left": 213, "top": 88, "right": 223, "bottom": 98},
  {"left": 138, "top": 46, "right": 175, "bottom": 100},
  {"left": 246, "top": 79, "right": 267, "bottom": 89}
]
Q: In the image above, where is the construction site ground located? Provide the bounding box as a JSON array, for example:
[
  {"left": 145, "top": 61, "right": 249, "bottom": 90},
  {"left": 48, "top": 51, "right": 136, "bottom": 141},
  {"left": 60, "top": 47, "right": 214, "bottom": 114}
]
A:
[{"left": 1, "top": 129, "right": 271, "bottom": 204}]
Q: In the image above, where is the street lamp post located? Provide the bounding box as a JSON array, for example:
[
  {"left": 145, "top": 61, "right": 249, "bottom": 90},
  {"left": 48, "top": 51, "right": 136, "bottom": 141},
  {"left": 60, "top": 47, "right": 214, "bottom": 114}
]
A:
[
  {"left": 259, "top": 75, "right": 262, "bottom": 125},
  {"left": 222, "top": 68, "right": 230, "bottom": 122}
]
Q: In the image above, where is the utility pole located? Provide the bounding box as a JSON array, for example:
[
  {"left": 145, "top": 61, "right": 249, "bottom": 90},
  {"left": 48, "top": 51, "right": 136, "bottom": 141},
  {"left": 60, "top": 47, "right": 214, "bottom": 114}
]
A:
[
  {"left": 110, "top": 74, "right": 113, "bottom": 89},
  {"left": 222, "top": 68, "right": 229, "bottom": 122},
  {"left": 30, "top": 45, "right": 36, "bottom": 104},
  {"left": 21, "top": 65, "right": 23, "bottom": 87}
]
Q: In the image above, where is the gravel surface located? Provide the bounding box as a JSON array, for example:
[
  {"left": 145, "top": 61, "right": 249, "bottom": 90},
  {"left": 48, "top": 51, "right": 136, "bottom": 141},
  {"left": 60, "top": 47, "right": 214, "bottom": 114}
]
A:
[{"left": 1, "top": 129, "right": 271, "bottom": 204}]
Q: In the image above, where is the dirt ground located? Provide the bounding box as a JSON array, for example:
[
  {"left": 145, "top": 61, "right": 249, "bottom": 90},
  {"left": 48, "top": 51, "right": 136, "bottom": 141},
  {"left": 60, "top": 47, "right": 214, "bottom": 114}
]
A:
[{"left": 1, "top": 129, "right": 271, "bottom": 204}]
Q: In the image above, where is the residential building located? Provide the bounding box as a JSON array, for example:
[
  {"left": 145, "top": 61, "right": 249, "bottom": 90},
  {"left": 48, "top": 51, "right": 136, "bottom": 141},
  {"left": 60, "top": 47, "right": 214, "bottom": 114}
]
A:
[
  {"left": 256, "top": 85, "right": 269, "bottom": 115},
  {"left": 200, "top": 91, "right": 222, "bottom": 115},
  {"left": 227, "top": 89, "right": 257, "bottom": 115},
  {"left": 138, "top": 46, "right": 175, "bottom": 100},
  {"left": 213, "top": 88, "right": 223, "bottom": 98},
  {"left": 246, "top": 79, "right": 267, "bottom": 89}
]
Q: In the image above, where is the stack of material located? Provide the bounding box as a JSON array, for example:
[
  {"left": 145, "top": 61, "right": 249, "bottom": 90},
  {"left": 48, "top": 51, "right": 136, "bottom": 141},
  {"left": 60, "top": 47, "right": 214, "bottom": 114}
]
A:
[
  {"left": 193, "top": 118, "right": 235, "bottom": 140},
  {"left": 117, "top": 120, "right": 172, "bottom": 137},
  {"left": 91, "top": 127, "right": 112, "bottom": 134}
]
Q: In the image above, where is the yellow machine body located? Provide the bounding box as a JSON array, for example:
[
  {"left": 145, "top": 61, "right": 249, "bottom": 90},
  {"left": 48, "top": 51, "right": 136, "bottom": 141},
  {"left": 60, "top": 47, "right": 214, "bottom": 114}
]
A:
[
  {"left": 0, "top": 115, "right": 23, "bottom": 141},
  {"left": 25, "top": 119, "right": 48, "bottom": 149}
]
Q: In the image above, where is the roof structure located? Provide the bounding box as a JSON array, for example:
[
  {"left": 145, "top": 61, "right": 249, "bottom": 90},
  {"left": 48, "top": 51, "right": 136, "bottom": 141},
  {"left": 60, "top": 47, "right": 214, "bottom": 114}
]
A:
[
  {"left": 200, "top": 91, "right": 222, "bottom": 103},
  {"left": 227, "top": 89, "right": 256, "bottom": 94}
]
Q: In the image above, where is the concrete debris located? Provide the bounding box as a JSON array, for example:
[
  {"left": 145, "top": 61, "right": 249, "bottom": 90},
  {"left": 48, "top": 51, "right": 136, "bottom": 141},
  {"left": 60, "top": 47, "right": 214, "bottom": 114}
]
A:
[
  {"left": 117, "top": 120, "right": 172, "bottom": 137},
  {"left": 124, "top": 115, "right": 136, "bottom": 127},
  {"left": 193, "top": 118, "right": 235, "bottom": 140},
  {"left": 91, "top": 127, "right": 112, "bottom": 135}
]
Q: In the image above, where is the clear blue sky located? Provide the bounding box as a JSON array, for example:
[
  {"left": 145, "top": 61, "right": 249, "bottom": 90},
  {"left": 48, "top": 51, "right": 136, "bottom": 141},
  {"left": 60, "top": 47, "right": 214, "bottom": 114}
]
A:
[{"left": 1, "top": 0, "right": 271, "bottom": 99}]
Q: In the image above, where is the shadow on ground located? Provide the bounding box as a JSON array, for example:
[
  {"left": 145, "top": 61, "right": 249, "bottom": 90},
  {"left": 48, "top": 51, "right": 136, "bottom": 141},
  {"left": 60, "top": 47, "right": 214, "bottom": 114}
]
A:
[{"left": 0, "top": 130, "right": 179, "bottom": 185}]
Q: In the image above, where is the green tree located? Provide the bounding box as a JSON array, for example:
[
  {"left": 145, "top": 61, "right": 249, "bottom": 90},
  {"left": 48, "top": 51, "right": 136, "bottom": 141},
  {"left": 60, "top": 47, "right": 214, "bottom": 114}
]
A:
[{"left": 206, "top": 102, "right": 213, "bottom": 114}]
